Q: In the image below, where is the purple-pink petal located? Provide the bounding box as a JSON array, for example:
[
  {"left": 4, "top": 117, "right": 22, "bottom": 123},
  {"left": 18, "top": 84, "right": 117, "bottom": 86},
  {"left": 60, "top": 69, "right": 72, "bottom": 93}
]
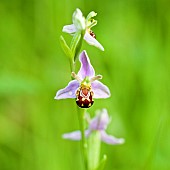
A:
[
  {"left": 62, "top": 24, "right": 77, "bottom": 34},
  {"left": 54, "top": 80, "right": 79, "bottom": 99},
  {"left": 91, "top": 80, "right": 111, "bottom": 98},
  {"left": 90, "top": 109, "right": 110, "bottom": 130},
  {"left": 62, "top": 130, "right": 81, "bottom": 140},
  {"left": 101, "top": 131, "right": 125, "bottom": 145},
  {"left": 62, "top": 130, "right": 91, "bottom": 141},
  {"left": 77, "top": 50, "right": 95, "bottom": 79},
  {"left": 84, "top": 32, "right": 104, "bottom": 51}
]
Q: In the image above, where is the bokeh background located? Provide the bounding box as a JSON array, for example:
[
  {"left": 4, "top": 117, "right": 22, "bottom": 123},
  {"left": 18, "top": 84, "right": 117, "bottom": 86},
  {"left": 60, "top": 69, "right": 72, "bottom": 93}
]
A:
[{"left": 0, "top": 0, "right": 170, "bottom": 170}]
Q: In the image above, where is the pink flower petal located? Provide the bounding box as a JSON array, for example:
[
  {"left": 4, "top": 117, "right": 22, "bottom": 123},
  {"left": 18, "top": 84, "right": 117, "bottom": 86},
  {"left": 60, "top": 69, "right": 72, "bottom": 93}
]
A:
[
  {"left": 77, "top": 50, "right": 95, "bottom": 79},
  {"left": 62, "top": 24, "right": 77, "bottom": 34},
  {"left": 62, "top": 130, "right": 91, "bottom": 140},
  {"left": 84, "top": 32, "right": 104, "bottom": 51},
  {"left": 55, "top": 80, "right": 79, "bottom": 99},
  {"left": 91, "top": 80, "right": 111, "bottom": 98},
  {"left": 90, "top": 109, "right": 110, "bottom": 130},
  {"left": 101, "top": 131, "right": 125, "bottom": 145}
]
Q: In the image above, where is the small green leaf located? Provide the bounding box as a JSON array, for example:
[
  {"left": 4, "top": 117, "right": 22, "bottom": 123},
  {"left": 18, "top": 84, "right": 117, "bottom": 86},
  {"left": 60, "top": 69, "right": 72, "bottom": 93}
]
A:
[
  {"left": 60, "top": 35, "right": 72, "bottom": 59},
  {"left": 95, "top": 155, "right": 107, "bottom": 170},
  {"left": 70, "top": 31, "right": 82, "bottom": 61}
]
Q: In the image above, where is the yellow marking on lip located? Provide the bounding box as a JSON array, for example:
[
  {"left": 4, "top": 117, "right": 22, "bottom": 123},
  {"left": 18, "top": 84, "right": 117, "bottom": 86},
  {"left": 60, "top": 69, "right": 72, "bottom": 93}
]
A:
[{"left": 87, "top": 98, "right": 91, "bottom": 102}]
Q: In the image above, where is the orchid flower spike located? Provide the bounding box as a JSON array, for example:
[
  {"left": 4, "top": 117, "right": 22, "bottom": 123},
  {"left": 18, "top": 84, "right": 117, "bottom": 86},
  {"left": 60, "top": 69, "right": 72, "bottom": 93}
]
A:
[
  {"left": 62, "top": 109, "right": 125, "bottom": 145},
  {"left": 62, "top": 8, "right": 104, "bottom": 51},
  {"left": 54, "top": 50, "right": 110, "bottom": 108}
]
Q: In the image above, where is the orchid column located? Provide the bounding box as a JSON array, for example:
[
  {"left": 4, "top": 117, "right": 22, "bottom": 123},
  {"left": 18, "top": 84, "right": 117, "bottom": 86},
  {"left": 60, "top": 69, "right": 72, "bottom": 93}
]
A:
[{"left": 55, "top": 8, "right": 124, "bottom": 170}]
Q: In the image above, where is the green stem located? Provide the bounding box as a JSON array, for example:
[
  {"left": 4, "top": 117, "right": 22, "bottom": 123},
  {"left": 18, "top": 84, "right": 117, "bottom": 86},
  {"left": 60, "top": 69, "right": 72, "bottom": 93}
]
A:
[
  {"left": 69, "top": 29, "right": 87, "bottom": 169},
  {"left": 77, "top": 107, "right": 88, "bottom": 170},
  {"left": 69, "top": 59, "right": 75, "bottom": 73}
]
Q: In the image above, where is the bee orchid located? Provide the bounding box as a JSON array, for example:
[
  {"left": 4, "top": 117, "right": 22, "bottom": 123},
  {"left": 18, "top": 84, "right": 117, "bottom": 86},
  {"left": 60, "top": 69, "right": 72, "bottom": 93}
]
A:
[
  {"left": 54, "top": 50, "right": 110, "bottom": 108},
  {"left": 62, "top": 8, "right": 104, "bottom": 51},
  {"left": 62, "top": 109, "right": 125, "bottom": 145}
]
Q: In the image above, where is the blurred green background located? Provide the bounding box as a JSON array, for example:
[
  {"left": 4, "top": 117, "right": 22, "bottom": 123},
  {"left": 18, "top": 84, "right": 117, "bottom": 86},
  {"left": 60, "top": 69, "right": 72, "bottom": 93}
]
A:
[{"left": 0, "top": 0, "right": 170, "bottom": 170}]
